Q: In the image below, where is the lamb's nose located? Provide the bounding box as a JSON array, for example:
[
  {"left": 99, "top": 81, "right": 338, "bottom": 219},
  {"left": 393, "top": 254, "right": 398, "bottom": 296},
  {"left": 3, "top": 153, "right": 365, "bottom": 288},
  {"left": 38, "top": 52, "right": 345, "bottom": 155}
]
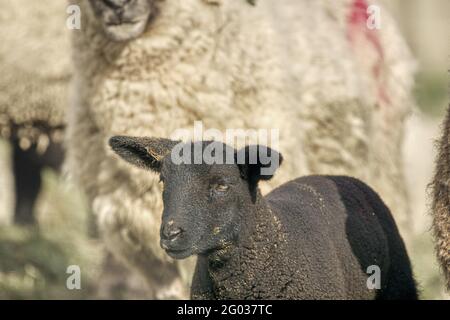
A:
[{"left": 162, "top": 224, "right": 183, "bottom": 241}]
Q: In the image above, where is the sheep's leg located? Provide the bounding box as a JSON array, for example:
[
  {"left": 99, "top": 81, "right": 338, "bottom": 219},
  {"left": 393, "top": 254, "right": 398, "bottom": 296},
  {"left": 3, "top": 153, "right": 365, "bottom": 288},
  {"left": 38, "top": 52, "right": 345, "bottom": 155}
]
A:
[
  {"left": 12, "top": 141, "right": 41, "bottom": 225},
  {"left": 12, "top": 138, "right": 64, "bottom": 225}
]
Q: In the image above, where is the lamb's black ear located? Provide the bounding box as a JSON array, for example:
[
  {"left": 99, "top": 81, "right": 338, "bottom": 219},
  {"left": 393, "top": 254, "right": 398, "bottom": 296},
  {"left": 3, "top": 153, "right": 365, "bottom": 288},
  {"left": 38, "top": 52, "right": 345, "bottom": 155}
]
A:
[
  {"left": 109, "top": 136, "right": 180, "bottom": 172},
  {"left": 236, "top": 145, "right": 283, "bottom": 201}
]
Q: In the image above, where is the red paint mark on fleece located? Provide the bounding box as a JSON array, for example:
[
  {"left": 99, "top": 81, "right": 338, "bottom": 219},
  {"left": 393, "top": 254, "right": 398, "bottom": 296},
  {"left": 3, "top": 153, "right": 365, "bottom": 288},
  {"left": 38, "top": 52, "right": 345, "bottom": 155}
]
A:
[{"left": 347, "top": 0, "right": 391, "bottom": 105}]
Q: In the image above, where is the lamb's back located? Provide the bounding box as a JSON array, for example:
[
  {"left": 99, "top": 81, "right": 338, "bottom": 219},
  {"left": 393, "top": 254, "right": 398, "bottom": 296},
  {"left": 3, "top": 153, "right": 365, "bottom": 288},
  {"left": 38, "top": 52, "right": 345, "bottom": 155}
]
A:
[{"left": 265, "top": 175, "right": 404, "bottom": 298}]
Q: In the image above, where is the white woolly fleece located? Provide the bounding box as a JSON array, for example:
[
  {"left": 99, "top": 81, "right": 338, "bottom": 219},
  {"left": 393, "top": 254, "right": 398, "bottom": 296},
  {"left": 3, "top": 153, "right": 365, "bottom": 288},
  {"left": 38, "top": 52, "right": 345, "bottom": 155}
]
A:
[{"left": 0, "top": 0, "right": 70, "bottom": 143}]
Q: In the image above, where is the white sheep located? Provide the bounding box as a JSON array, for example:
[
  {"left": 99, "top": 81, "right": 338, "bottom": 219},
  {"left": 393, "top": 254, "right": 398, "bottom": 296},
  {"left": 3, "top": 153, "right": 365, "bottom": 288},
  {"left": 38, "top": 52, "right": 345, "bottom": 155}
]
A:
[
  {"left": 0, "top": 0, "right": 70, "bottom": 143},
  {"left": 67, "top": 0, "right": 416, "bottom": 298},
  {"left": 0, "top": 1, "right": 151, "bottom": 298},
  {"left": 0, "top": 0, "right": 71, "bottom": 224}
]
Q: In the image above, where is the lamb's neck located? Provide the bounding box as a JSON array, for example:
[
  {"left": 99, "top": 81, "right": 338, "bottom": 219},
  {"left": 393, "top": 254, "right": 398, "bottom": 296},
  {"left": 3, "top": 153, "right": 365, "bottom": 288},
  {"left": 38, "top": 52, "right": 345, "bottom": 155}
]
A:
[
  {"left": 211, "top": 194, "right": 281, "bottom": 260},
  {"left": 206, "top": 194, "right": 287, "bottom": 298},
  {"left": 239, "top": 196, "right": 284, "bottom": 250}
]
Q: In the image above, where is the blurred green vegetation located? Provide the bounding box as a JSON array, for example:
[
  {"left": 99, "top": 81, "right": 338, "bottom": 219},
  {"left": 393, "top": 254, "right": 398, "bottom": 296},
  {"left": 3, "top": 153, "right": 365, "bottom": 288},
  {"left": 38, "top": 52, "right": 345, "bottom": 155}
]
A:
[
  {"left": 0, "top": 226, "right": 73, "bottom": 299},
  {"left": 408, "top": 69, "right": 448, "bottom": 299},
  {"left": 0, "top": 169, "right": 103, "bottom": 299},
  {"left": 414, "top": 72, "right": 448, "bottom": 117},
  {"left": 408, "top": 231, "right": 447, "bottom": 299}
]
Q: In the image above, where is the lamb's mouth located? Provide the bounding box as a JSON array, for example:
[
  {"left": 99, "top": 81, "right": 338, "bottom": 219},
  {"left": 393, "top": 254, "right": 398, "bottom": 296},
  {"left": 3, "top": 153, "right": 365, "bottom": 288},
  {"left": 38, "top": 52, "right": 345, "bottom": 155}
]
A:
[
  {"left": 161, "top": 240, "right": 198, "bottom": 260},
  {"left": 164, "top": 247, "right": 194, "bottom": 260}
]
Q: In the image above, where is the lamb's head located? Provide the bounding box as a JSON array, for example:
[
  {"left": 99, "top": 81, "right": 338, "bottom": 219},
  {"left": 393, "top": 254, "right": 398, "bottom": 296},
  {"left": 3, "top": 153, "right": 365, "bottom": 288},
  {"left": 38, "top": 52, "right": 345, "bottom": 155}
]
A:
[
  {"left": 88, "top": 0, "right": 157, "bottom": 41},
  {"left": 109, "top": 136, "right": 282, "bottom": 259}
]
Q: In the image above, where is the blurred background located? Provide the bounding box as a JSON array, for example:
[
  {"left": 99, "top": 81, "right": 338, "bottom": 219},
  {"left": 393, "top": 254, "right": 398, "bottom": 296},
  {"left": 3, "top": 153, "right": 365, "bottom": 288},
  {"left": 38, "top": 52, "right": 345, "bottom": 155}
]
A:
[
  {"left": 0, "top": 0, "right": 448, "bottom": 299},
  {"left": 382, "top": 0, "right": 449, "bottom": 299}
]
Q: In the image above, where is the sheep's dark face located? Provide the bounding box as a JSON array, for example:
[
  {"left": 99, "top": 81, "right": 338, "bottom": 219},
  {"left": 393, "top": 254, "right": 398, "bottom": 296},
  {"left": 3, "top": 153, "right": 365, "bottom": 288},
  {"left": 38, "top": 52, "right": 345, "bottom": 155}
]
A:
[
  {"left": 109, "top": 136, "right": 282, "bottom": 260},
  {"left": 88, "top": 0, "right": 157, "bottom": 41},
  {"left": 157, "top": 146, "right": 252, "bottom": 259}
]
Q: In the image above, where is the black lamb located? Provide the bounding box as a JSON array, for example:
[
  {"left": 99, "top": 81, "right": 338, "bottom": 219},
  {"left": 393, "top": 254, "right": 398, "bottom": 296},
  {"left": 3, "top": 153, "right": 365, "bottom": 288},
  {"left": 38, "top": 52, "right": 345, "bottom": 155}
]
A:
[{"left": 109, "top": 136, "right": 418, "bottom": 300}]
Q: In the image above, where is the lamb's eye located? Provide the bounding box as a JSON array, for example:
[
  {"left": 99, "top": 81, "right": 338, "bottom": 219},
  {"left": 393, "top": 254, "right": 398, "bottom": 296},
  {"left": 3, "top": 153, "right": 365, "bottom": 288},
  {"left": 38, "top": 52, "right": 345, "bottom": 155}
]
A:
[{"left": 212, "top": 183, "right": 229, "bottom": 194}]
